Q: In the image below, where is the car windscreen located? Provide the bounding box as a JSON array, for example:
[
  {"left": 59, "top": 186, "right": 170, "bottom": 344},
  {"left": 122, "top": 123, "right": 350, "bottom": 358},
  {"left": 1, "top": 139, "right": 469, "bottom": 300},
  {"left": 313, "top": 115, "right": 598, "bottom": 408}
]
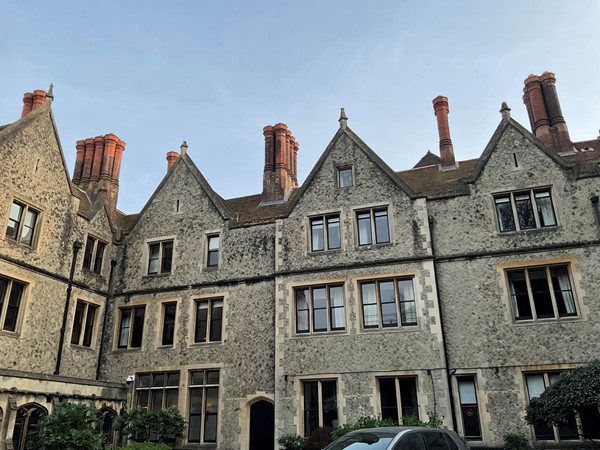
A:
[{"left": 326, "top": 432, "right": 396, "bottom": 450}]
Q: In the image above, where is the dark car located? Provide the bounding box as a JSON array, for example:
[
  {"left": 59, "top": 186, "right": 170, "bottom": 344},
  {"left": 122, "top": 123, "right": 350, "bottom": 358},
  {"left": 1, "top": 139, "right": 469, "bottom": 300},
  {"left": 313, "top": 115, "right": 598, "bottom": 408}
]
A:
[{"left": 322, "top": 427, "right": 470, "bottom": 450}]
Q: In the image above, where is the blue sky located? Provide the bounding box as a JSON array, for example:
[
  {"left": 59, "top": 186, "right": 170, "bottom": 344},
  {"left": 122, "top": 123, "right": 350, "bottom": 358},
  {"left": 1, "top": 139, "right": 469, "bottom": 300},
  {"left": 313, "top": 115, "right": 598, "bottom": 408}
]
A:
[{"left": 2, "top": 1, "right": 599, "bottom": 214}]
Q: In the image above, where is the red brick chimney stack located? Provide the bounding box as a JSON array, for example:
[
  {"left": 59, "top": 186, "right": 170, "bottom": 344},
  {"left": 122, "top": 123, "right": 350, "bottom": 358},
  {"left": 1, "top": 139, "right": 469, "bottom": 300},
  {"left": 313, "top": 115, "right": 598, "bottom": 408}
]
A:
[
  {"left": 21, "top": 93, "right": 34, "bottom": 118},
  {"left": 432, "top": 96, "right": 457, "bottom": 170},
  {"left": 262, "top": 123, "right": 299, "bottom": 202},
  {"left": 166, "top": 151, "right": 179, "bottom": 171},
  {"left": 32, "top": 90, "right": 46, "bottom": 110},
  {"left": 72, "top": 134, "right": 125, "bottom": 221},
  {"left": 523, "top": 72, "right": 572, "bottom": 153},
  {"left": 73, "top": 140, "right": 86, "bottom": 185},
  {"left": 20, "top": 89, "right": 48, "bottom": 118}
]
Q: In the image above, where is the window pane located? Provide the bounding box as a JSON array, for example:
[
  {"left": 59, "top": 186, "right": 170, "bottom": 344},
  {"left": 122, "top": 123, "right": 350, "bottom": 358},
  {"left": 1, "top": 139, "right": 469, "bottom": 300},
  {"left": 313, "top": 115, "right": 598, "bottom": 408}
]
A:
[
  {"left": 131, "top": 307, "right": 145, "bottom": 348},
  {"left": 138, "top": 374, "right": 151, "bottom": 388},
  {"left": 379, "top": 378, "right": 398, "bottom": 424},
  {"left": 339, "top": 168, "right": 353, "bottom": 187},
  {"left": 82, "top": 304, "right": 96, "bottom": 347},
  {"left": 313, "top": 288, "right": 327, "bottom": 331},
  {"left": 0, "top": 279, "right": 7, "bottom": 329},
  {"left": 508, "top": 271, "right": 532, "bottom": 320},
  {"left": 6, "top": 203, "right": 23, "bottom": 240},
  {"left": 380, "top": 281, "right": 397, "bottom": 327},
  {"left": 329, "top": 286, "right": 345, "bottom": 330},
  {"left": 398, "top": 280, "right": 417, "bottom": 326},
  {"left": 361, "top": 283, "right": 378, "bottom": 327},
  {"left": 535, "top": 191, "right": 557, "bottom": 227},
  {"left": 83, "top": 237, "right": 95, "bottom": 269},
  {"left": 167, "top": 372, "right": 180, "bottom": 386},
  {"left": 515, "top": 193, "right": 536, "bottom": 229},
  {"left": 161, "top": 242, "right": 173, "bottom": 273},
  {"left": 195, "top": 302, "right": 208, "bottom": 342},
  {"left": 20, "top": 208, "right": 37, "bottom": 245},
  {"left": 204, "top": 414, "right": 217, "bottom": 442},
  {"left": 398, "top": 378, "right": 418, "bottom": 418},
  {"left": 209, "top": 300, "right": 223, "bottom": 341},
  {"left": 94, "top": 242, "right": 106, "bottom": 273},
  {"left": 495, "top": 197, "right": 516, "bottom": 232},
  {"left": 357, "top": 212, "right": 372, "bottom": 246},
  {"left": 136, "top": 390, "right": 149, "bottom": 410},
  {"left": 207, "top": 250, "right": 219, "bottom": 267},
  {"left": 118, "top": 309, "right": 131, "bottom": 348},
  {"left": 327, "top": 216, "right": 341, "bottom": 249},
  {"left": 148, "top": 244, "right": 160, "bottom": 274},
  {"left": 322, "top": 381, "right": 338, "bottom": 428},
  {"left": 165, "top": 389, "right": 179, "bottom": 409},
  {"left": 162, "top": 303, "right": 176, "bottom": 346},
  {"left": 296, "top": 289, "right": 309, "bottom": 333},
  {"left": 151, "top": 390, "right": 163, "bottom": 410},
  {"left": 458, "top": 379, "right": 477, "bottom": 404},
  {"left": 529, "top": 269, "right": 554, "bottom": 318},
  {"left": 71, "top": 302, "right": 85, "bottom": 344},
  {"left": 206, "top": 370, "right": 220, "bottom": 385},
  {"left": 189, "top": 389, "right": 203, "bottom": 414},
  {"left": 374, "top": 209, "right": 390, "bottom": 244},
  {"left": 311, "top": 218, "right": 324, "bottom": 252},
  {"left": 4, "top": 282, "right": 24, "bottom": 332},
  {"left": 208, "top": 236, "right": 219, "bottom": 250},
  {"left": 304, "top": 382, "right": 319, "bottom": 436},
  {"left": 550, "top": 268, "right": 576, "bottom": 317}
]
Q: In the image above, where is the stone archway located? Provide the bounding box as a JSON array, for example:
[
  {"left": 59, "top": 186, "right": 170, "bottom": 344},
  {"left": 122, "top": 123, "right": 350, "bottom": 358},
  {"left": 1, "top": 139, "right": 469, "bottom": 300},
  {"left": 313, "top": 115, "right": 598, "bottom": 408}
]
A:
[{"left": 249, "top": 399, "right": 274, "bottom": 450}]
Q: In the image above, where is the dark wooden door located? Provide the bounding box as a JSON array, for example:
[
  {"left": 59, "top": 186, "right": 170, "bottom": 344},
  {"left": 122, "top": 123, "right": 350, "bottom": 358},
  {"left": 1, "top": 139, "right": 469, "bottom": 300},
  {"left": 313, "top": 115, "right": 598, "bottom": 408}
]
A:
[{"left": 249, "top": 400, "right": 274, "bottom": 450}]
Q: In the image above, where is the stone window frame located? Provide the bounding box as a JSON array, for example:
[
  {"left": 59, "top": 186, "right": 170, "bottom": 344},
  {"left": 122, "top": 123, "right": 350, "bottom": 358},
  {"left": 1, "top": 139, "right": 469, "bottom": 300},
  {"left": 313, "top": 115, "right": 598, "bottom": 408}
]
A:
[
  {"left": 337, "top": 164, "right": 354, "bottom": 188},
  {"left": 353, "top": 203, "right": 392, "bottom": 248},
  {"left": 134, "top": 371, "right": 180, "bottom": 412},
  {"left": 82, "top": 234, "right": 107, "bottom": 275},
  {"left": 157, "top": 298, "right": 179, "bottom": 348},
  {"left": 294, "top": 283, "right": 346, "bottom": 335},
  {"left": 204, "top": 231, "right": 221, "bottom": 269},
  {"left": 69, "top": 298, "right": 101, "bottom": 349},
  {"left": 373, "top": 371, "right": 421, "bottom": 424},
  {"left": 452, "top": 374, "right": 483, "bottom": 441},
  {"left": 497, "top": 258, "right": 584, "bottom": 325},
  {"left": 307, "top": 213, "right": 342, "bottom": 253},
  {"left": 4, "top": 198, "right": 42, "bottom": 249},
  {"left": 492, "top": 187, "right": 558, "bottom": 233},
  {"left": 357, "top": 276, "right": 418, "bottom": 330},
  {"left": 188, "top": 291, "right": 228, "bottom": 347},
  {"left": 519, "top": 364, "right": 600, "bottom": 442},
  {"left": 143, "top": 236, "right": 176, "bottom": 276},
  {"left": 114, "top": 302, "right": 148, "bottom": 351},
  {"left": 187, "top": 367, "right": 222, "bottom": 444},
  {"left": 297, "top": 375, "right": 341, "bottom": 438},
  {"left": 0, "top": 273, "right": 30, "bottom": 337}
]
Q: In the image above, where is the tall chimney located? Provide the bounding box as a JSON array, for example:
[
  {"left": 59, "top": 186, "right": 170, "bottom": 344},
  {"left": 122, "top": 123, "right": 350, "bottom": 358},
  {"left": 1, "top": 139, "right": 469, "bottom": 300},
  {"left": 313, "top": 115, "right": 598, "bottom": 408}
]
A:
[
  {"left": 523, "top": 72, "right": 572, "bottom": 153},
  {"left": 21, "top": 93, "right": 34, "bottom": 118},
  {"left": 166, "top": 151, "right": 179, "bottom": 171},
  {"left": 262, "top": 123, "right": 298, "bottom": 202},
  {"left": 31, "top": 90, "right": 47, "bottom": 110},
  {"left": 432, "top": 96, "right": 457, "bottom": 170},
  {"left": 73, "top": 134, "right": 125, "bottom": 221}
]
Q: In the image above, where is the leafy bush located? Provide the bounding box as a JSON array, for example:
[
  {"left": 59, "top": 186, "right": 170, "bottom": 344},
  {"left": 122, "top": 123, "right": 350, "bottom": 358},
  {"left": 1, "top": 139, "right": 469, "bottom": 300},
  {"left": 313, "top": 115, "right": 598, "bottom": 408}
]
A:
[
  {"left": 525, "top": 360, "right": 600, "bottom": 440},
  {"left": 331, "top": 416, "right": 395, "bottom": 442},
  {"left": 278, "top": 433, "right": 308, "bottom": 450},
  {"left": 116, "top": 408, "right": 185, "bottom": 444},
  {"left": 119, "top": 443, "right": 172, "bottom": 450},
  {"left": 503, "top": 433, "right": 530, "bottom": 450},
  {"left": 26, "top": 402, "right": 105, "bottom": 450}
]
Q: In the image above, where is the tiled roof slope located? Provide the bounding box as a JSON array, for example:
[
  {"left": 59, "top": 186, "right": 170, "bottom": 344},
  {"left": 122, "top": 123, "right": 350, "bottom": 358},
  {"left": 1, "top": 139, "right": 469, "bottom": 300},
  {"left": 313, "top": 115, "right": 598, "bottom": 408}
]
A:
[{"left": 398, "top": 158, "right": 479, "bottom": 198}]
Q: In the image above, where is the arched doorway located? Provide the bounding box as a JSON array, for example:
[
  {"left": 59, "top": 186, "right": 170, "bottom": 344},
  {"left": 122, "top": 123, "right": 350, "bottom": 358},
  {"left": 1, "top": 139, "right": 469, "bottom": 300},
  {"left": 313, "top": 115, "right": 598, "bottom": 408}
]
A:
[
  {"left": 98, "top": 407, "right": 118, "bottom": 448},
  {"left": 12, "top": 403, "right": 47, "bottom": 450},
  {"left": 249, "top": 400, "right": 274, "bottom": 450}
]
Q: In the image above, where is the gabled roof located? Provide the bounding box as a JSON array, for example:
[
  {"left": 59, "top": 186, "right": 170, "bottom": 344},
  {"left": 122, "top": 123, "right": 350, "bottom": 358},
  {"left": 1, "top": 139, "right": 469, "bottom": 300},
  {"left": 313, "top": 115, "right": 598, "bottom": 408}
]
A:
[
  {"left": 285, "top": 126, "right": 418, "bottom": 215},
  {"left": 122, "top": 152, "right": 232, "bottom": 233}
]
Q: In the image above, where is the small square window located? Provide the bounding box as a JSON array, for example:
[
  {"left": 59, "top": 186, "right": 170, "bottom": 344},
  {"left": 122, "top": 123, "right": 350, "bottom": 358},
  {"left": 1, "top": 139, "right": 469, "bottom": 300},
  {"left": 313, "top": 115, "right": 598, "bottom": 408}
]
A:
[
  {"left": 309, "top": 215, "right": 341, "bottom": 252},
  {"left": 82, "top": 236, "right": 107, "bottom": 274},
  {"left": 70, "top": 300, "right": 98, "bottom": 347},
  {"left": 6, "top": 201, "right": 40, "bottom": 246},
  {"left": 147, "top": 240, "right": 173, "bottom": 275},
  {"left": 338, "top": 167, "right": 353, "bottom": 188},
  {"left": 207, "top": 235, "right": 220, "bottom": 268},
  {"left": 356, "top": 208, "right": 390, "bottom": 246}
]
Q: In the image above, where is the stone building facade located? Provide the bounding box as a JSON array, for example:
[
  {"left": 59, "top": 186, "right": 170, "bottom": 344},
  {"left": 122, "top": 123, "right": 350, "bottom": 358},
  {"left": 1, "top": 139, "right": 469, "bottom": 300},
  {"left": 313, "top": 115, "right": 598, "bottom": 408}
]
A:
[{"left": 0, "top": 73, "right": 598, "bottom": 450}]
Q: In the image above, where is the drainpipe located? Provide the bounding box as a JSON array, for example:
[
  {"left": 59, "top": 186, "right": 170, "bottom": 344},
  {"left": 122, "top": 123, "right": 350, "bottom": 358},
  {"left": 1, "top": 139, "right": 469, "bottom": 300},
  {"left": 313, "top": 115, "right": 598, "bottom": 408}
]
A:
[
  {"left": 55, "top": 241, "right": 82, "bottom": 375},
  {"left": 96, "top": 259, "right": 117, "bottom": 380},
  {"left": 428, "top": 217, "right": 458, "bottom": 431}
]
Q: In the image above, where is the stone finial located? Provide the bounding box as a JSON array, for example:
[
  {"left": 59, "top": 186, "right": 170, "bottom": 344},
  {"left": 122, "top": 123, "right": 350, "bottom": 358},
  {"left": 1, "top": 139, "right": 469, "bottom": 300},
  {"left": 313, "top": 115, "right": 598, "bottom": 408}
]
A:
[
  {"left": 339, "top": 108, "right": 348, "bottom": 129},
  {"left": 500, "top": 102, "right": 511, "bottom": 120},
  {"left": 46, "top": 83, "right": 54, "bottom": 100},
  {"left": 180, "top": 140, "right": 188, "bottom": 156}
]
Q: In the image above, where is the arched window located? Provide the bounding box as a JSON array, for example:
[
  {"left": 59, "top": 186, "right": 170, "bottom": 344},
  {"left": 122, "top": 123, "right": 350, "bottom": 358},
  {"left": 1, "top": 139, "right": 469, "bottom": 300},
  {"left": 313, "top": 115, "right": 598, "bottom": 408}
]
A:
[
  {"left": 98, "top": 407, "right": 118, "bottom": 448},
  {"left": 12, "top": 403, "right": 47, "bottom": 450}
]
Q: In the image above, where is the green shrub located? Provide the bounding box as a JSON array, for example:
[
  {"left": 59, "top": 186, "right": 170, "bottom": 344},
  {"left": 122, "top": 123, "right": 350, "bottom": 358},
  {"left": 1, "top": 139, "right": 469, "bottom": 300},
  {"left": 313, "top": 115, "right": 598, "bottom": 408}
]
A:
[
  {"left": 119, "top": 443, "right": 172, "bottom": 450},
  {"left": 116, "top": 408, "right": 185, "bottom": 444},
  {"left": 503, "top": 433, "right": 530, "bottom": 450},
  {"left": 402, "top": 411, "right": 443, "bottom": 428},
  {"left": 330, "top": 416, "right": 395, "bottom": 442},
  {"left": 26, "top": 402, "right": 106, "bottom": 450},
  {"left": 278, "top": 433, "right": 308, "bottom": 450}
]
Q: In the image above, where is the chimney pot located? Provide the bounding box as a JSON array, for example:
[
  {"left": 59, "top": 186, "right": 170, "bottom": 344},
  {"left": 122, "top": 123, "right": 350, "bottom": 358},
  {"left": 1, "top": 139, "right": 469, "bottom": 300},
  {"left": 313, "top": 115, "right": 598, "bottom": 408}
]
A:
[
  {"left": 432, "top": 96, "right": 456, "bottom": 169},
  {"left": 21, "top": 93, "right": 34, "bottom": 118},
  {"left": 166, "top": 151, "right": 180, "bottom": 171}
]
